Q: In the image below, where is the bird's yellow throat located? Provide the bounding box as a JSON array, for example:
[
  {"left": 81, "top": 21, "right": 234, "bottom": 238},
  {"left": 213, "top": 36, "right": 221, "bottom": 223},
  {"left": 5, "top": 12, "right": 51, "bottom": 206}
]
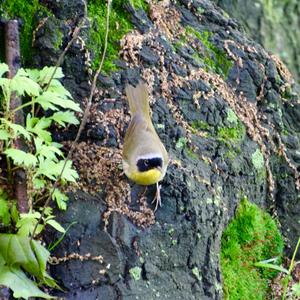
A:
[{"left": 129, "top": 169, "right": 161, "bottom": 185}]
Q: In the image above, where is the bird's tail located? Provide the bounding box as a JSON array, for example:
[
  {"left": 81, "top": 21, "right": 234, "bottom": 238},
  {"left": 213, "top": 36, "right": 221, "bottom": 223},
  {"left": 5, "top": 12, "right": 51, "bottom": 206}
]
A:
[{"left": 125, "top": 81, "right": 150, "bottom": 118}]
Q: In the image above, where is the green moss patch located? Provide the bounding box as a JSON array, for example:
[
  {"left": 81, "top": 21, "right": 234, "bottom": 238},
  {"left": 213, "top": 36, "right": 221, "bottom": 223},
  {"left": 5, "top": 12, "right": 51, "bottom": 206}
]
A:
[
  {"left": 221, "top": 197, "right": 284, "bottom": 300},
  {"left": 0, "top": 0, "right": 51, "bottom": 64},
  {"left": 191, "top": 120, "right": 211, "bottom": 131},
  {"left": 129, "top": 0, "right": 149, "bottom": 11},
  {"left": 184, "top": 26, "right": 233, "bottom": 78},
  {"left": 217, "top": 122, "right": 245, "bottom": 144},
  {"left": 216, "top": 108, "right": 245, "bottom": 147},
  {"left": 87, "top": 0, "right": 148, "bottom": 72}
]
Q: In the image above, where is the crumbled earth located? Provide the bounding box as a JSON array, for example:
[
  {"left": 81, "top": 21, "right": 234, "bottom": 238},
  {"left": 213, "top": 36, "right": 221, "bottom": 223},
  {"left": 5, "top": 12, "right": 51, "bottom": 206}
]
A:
[{"left": 24, "top": 0, "right": 300, "bottom": 299}]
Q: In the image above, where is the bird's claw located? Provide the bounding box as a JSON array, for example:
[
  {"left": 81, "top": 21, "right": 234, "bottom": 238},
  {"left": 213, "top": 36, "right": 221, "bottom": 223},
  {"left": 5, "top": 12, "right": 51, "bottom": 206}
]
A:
[{"left": 152, "top": 182, "right": 161, "bottom": 212}]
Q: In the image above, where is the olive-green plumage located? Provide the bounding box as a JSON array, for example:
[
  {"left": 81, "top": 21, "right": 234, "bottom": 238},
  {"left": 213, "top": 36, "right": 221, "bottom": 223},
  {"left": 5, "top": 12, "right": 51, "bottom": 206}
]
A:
[{"left": 122, "top": 82, "right": 169, "bottom": 187}]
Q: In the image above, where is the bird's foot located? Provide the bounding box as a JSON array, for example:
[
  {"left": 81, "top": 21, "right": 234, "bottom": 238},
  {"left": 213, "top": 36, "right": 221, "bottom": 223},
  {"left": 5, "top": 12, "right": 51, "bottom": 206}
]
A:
[{"left": 151, "top": 182, "right": 161, "bottom": 212}]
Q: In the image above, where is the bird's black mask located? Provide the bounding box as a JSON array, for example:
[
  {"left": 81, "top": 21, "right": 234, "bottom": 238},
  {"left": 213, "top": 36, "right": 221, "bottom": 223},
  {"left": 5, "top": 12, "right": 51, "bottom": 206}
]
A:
[{"left": 137, "top": 157, "right": 162, "bottom": 172}]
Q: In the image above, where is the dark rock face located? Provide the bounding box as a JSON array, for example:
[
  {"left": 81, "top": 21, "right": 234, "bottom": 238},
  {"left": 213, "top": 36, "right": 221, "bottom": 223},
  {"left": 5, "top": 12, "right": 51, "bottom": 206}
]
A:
[
  {"left": 31, "top": 0, "right": 300, "bottom": 299},
  {"left": 213, "top": 0, "right": 300, "bottom": 83}
]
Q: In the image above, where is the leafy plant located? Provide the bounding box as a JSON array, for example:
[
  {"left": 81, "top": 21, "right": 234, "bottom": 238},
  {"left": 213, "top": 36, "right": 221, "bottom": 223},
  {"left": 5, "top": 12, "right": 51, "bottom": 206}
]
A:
[
  {"left": 0, "top": 63, "right": 80, "bottom": 210},
  {"left": 255, "top": 237, "right": 300, "bottom": 300},
  {"left": 0, "top": 62, "right": 81, "bottom": 298},
  {"left": 0, "top": 234, "right": 59, "bottom": 299}
]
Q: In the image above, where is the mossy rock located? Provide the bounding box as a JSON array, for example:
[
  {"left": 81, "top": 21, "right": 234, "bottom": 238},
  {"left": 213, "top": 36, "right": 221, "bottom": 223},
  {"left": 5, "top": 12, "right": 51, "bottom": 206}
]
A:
[
  {"left": 221, "top": 197, "right": 284, "bottom": 300},
  {"left": 0, "top": 0, "right": 51, "bottom": 64},
  {"left": 87, "top": 0, "right": 149, "bottom": 73},
  {"left": 176, "top": 25, "right": 233, "bottom": 78}
]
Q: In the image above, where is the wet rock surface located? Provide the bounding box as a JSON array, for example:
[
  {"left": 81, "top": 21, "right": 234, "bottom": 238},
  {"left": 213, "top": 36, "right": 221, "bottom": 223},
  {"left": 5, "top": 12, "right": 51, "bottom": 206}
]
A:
[{"left": 29, "top": 0, "right": 300, "bottom": 299}]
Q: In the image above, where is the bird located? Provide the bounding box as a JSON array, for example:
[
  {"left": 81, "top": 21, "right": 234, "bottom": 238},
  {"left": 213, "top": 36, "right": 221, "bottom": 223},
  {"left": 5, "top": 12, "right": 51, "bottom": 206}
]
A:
[{"left": 122, "top": 81, "right": 169, "bottom": 211}]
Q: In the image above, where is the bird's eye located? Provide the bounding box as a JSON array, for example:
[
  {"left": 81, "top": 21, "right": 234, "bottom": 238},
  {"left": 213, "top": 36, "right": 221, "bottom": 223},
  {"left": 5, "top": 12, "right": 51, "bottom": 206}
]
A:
[{"left": 144, "top": 160, "right": 149, "bottom": 166}]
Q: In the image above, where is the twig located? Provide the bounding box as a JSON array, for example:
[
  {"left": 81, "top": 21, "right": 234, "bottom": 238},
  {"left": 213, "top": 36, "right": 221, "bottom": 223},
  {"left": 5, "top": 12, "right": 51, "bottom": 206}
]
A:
[{"left": 31, "top": 0, "right": 112, "bottom": 239}]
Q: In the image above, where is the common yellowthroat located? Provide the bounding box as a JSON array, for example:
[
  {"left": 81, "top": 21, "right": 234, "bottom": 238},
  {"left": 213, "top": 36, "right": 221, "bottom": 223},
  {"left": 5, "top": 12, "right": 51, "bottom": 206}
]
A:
[{"left": 122, "top": 81, "right": 169, "bottom": 211}]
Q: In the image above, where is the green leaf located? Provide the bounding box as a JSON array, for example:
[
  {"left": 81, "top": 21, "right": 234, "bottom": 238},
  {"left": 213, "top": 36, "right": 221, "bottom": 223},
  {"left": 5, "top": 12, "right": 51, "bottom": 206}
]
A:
[
  {"left": 26, "top": 115, "right": 52, "bottom": 142},
  {"left": 40, "top": 145, "right": 63, "bottom": 160},
  {"left": 29, "top": 240, "right": 59, "bottom": 289},
  {"left": 34, "top": 92, "right": 59, "bottom": 111},
  {"left": 10, "top": 202, "right": 19, "bottom": 224},
  {"left": 47, "top": 79, "right": 72, "bottom": 98},
  {"left": 43, "top": 207, "right": 53, "bottom": 217},
  {"left": 36, "top": 91, "right": 81, "bottom": 112},
  {"left": 0, "top": 129, "right": 10, "bottom": 141},
  {"left": 254, "top": 261, "right": 289, "bottom": 274},
  {"left": 0, "top": 266, "right": 54, "bottom": 299},
  {"left": 36, "top": 159, "right": 78, "bottom": 183},
  {"left": 9, "top": 123, "right": 31, "bottom": 140},
  {"left": 129, "top": 266, "right": 142, "bottom": 281},
  {"left": 11, "top": 68, "right": 41, "bottom": 97},
  {"left": 34, "top": 137, "right": 63, "bottom": 161},
  {"left": 192, "top": 267, "right": 201, "bottom": 281},
  {"left": 33, "top": 178, "right": 46, "bottom": 189},
  {"left": 38, "top": 66, "right": 64, "bottom": 85},
  {"left": 46, "top": 219, "right": 65, "bottom": 233},
  {"left": 0, "top": 253, "right": 4, "bottom": 266},
  {"left": 0, "top": 63, "right": 9, "bottom": 78},
  {"left": 35, "top": 159, "right": 59, "bottom": 181},
  {"left": 16, "top": 212, "right": 43, "bottom": 236},
  {"left": 1, "top": 119, "right": 31, "bottom": 140},
  {"left": 0, "top": 234, "right": 58, "bottom": 298},
  {"left": 52, "top": 189, "right": 68, "bottom": 210},
  {"left": 48, "top": 221, "right": 77, "bottom": 251},
  {"left": 292, "top": 282, "right": 300, "bottom": 297},
  {"left": 0, "top": 78, "right": 10, "bottom": 97},
  {"left": 0, "top": 198, "right": 10, "bottom": 226},
  {"left": 56, "top": 160, "right": 79, "bottom": 182},
  {"left": 51, "top": 111, "right": 79, "bottom": 127},
  {"left": 51, "top": 141, "right": 63, "bottom": 149},
  {"left": 25, "top": 69, "right": 40, "bottom": 82},
  {"left": 5, "top": 148, "right": 37, "bottom": 167}
]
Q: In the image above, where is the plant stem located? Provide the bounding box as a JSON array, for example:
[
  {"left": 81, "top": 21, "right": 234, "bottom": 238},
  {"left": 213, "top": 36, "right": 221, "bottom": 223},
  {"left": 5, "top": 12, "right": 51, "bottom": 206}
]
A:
[
  {"left": 282, "top": 237, "right": 300, "bottom": 300},
  {"left": 13, "top": 100, "right": 35, "bottom": 113},
  {"left": 6, "top": 155, "right": 12, "bottom": 183},
  {"left": 48, "top": 221, "right": 77, "bottom": 251},
  {"left": 288, "top": 237, "right": 300, "bottom": 273}
]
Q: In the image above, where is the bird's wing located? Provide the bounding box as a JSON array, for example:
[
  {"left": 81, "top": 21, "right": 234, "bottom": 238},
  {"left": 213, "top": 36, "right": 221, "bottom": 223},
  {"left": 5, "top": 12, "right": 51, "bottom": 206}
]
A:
[{"left": 123, "top": 114, "right": 148, "bottom": 161}]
